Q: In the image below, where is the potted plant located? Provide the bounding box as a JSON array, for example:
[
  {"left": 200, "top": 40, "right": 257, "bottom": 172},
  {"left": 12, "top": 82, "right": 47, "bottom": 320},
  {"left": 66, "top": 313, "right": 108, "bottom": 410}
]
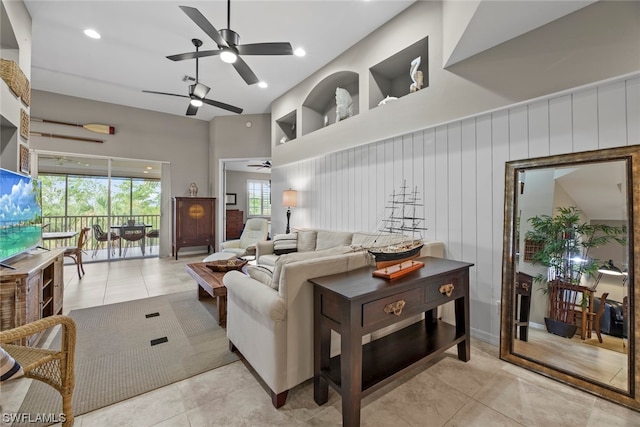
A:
[{"left": 525, "top": 206, "right": 626, "bottom": 337}]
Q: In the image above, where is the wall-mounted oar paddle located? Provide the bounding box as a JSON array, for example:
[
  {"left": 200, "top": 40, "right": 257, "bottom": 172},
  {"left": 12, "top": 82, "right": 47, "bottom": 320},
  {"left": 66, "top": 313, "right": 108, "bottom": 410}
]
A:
[
  {"left": 30, "top": 131, "right": 104, "bottom": 143},
  {"left": 31, "top": 118, "right": 115, "bottom": 134}
]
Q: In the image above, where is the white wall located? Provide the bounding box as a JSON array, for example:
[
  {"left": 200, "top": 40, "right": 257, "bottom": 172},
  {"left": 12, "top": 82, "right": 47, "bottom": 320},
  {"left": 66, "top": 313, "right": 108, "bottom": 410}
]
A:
[
  {"left": 272, "top": 74, "right": 640, "bottom": 344},
  {"left": 30, "top": 91, "right": 210, "bottom": 197},
  {"left": 271, "top": 1, "right": 640, "bottom": 168}
]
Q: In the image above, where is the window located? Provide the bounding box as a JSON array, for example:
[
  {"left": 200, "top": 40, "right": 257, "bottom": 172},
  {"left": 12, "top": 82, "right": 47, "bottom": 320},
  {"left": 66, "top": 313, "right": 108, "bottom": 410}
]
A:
[{"left": 247, "top": 180, "right": 271, "bottom": 216}]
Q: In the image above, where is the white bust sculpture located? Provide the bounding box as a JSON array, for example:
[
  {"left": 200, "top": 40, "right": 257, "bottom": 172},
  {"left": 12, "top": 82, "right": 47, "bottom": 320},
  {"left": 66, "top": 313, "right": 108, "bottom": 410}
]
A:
[
  {"left": 189, "top": 182, "right": 198, "bottom": 197},
  {"left": 335, "top": 87, "right": 353, "bottom": 122},
  {"left": 410, "top": 56, "right": 423, "bottom": 93}
]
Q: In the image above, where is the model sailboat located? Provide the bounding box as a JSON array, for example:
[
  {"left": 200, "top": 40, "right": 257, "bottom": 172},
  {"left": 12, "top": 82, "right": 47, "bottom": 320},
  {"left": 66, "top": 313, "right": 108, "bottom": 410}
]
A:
[{"left": 366, "top": 181, "right": 427, "bottom": 270}]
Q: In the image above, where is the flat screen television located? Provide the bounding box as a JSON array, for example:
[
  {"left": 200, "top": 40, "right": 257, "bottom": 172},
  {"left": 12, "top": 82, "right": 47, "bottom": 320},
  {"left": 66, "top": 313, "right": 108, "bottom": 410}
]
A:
[{"left": 0, "top": 168, "right": 43, "bottom": 266}]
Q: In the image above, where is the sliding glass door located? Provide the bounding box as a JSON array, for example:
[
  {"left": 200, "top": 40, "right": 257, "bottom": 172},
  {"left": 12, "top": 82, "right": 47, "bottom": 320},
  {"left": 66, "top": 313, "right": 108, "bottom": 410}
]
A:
[{"left": 36, "top": 152, "right": 161, "bottom": 261}]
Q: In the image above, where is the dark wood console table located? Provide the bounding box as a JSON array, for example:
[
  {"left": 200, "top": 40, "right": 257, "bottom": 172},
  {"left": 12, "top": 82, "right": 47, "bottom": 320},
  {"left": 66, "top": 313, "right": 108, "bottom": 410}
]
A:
[{"left": 309, "top": 256, "right": 473, "bottom": 427}]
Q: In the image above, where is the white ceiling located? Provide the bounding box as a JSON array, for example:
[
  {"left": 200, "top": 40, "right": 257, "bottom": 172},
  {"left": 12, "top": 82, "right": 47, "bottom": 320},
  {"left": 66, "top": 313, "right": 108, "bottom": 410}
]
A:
[
  {"left": 23, "top": 0, "right": 416, "bottom": 121},
  {"left": 22, "top": 0, "right": 594, "bottom": 123}
]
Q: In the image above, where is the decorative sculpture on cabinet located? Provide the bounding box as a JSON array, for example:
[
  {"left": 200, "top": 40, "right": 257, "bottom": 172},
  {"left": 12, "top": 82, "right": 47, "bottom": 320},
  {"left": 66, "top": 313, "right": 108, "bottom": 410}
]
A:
[
  {"left": 335, "top": 87, "right": 353, "bottom": 122},
  {"left": 410, "top": 56, "right": 423, "bottom": 93},
  {"left": 189, "top": 182, "right": 198, "bottom": 197}
]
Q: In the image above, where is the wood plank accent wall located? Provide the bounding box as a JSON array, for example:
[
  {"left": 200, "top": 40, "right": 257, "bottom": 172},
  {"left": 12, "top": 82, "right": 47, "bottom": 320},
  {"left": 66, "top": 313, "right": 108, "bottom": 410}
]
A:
[{"left": 272, "top": 74, "right": 640, "bottom": 344}]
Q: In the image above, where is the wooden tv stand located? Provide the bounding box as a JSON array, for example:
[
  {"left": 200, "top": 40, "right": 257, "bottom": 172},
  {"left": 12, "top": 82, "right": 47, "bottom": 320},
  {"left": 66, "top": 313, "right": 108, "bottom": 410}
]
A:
[
  {"left": 309, "top": 257, "right": 473, "bottom": 427},
  {"left": 0, "top": 248, "right": 65, "bottom": 346}
]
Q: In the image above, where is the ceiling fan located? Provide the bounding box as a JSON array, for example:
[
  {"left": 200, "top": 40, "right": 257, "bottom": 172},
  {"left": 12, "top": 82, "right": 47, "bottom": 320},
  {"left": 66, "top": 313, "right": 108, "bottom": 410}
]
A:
[
  {"left": 248, "top": 160, "right": 271, "bottom": 169},
  {"left": 167, "top": 2, "right": 293, "bottom": 85},
  {"left": 143, "top": 38, "right": 243, "bottom": 116}
]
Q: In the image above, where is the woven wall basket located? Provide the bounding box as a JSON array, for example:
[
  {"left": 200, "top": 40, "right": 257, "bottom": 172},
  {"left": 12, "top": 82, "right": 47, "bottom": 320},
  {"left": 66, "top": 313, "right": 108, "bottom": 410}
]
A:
[{"left": 1, "top": 58, "right": 29, "bottom": 103}]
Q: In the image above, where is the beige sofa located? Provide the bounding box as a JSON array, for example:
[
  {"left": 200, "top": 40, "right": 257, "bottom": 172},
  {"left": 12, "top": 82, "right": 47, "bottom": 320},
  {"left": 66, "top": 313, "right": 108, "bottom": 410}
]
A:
[{"left": 223, "top": 229, "right": 445, "bottom": 407}]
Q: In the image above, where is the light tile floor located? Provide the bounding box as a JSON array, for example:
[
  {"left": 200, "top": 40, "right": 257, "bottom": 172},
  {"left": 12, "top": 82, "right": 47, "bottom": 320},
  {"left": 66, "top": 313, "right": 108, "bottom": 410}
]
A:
[{"left": 4, "top": 254, "right": 640, "bottom": 426}]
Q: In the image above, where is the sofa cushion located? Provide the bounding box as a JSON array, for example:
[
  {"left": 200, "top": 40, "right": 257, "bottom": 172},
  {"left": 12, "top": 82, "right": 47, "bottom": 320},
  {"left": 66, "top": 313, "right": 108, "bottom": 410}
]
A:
[
  {"left": 315, "top": 230, "right": 353, "bottom": 250},
  {"left": 296, "top": 230, "right": 317, "bottom": 252},
  {"left": 259, "top": 254, "right": 279, "bottom": 268},
  {"left": 351, "top": 232, "right": 406, "bottom": 248},
  {"left": 272, "top": 245, "right": 355, "bottom": 285},
  {"left": 246, "top": 265, "right": 276, "bottom": 289},
  {"left": 272, "top": 233, "right": 298, "bottom": 255}
]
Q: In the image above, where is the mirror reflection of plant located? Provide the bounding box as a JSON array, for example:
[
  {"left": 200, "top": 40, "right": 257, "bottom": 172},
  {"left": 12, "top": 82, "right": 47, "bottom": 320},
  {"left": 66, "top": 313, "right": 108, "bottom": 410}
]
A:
[{"left": 525, "top": 206, "right": 627, "bottom": 289}]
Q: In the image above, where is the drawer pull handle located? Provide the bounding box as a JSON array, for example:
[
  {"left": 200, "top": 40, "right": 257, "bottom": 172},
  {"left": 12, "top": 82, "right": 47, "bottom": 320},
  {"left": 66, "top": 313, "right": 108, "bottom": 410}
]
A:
[
  {"left": 384, "top": 300, "right": 406, "bottom": 316},
  {"left": 439, "top": 284, "right": 454, "bottom": 297}
]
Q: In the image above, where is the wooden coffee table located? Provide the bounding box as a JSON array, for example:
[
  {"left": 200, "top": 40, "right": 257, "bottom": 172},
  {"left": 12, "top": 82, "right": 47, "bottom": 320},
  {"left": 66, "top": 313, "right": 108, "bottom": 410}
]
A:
[{"left": 185, "top": 262, "right": 229, "bottom": 326}]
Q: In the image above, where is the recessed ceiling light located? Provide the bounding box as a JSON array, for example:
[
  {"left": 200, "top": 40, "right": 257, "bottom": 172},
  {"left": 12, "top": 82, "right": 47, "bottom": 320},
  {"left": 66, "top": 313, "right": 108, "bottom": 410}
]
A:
[
  {"left": 146, "top": 166, "right": 152, "bottom": 170},
  {"left": 84, "top": 29, "right": 101, "bottom": 39},
  {"left": 143, "top": 170, "right": 149, "bottom": 174},
  {"left": 258, "top": 81, "right": 268, "bottom": 88},
  {"left": 294, "top": 48, "right": 306, "bottom": 57}
]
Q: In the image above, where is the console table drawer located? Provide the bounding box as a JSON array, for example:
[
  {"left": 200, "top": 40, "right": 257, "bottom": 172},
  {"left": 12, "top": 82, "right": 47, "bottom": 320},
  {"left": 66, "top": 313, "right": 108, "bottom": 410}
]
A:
[
  {"left": 363, "top": 288, "right": 422, "bottom": 327},
  {"left": 425, "top": 274, "right": 463, "bottom": 306}
]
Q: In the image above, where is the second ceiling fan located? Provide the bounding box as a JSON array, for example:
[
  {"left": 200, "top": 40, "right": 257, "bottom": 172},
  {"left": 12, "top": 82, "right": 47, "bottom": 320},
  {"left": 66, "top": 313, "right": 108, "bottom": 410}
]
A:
[
  {"left": 143, "top": 38, "right": 243, "bottom": 116},
  {"left": 167, "top": 2, "right": 294, "bottom": 85}
]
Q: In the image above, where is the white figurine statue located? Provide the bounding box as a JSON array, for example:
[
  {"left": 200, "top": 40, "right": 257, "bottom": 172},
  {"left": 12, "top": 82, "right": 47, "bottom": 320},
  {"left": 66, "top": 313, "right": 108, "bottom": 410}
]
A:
[
  {"left": 189, "top": 182, "right": 198, "bottom": 197},
  {"left": 410, "top": 56, "right": 423, "bottom": 93},
  {"left": 335, "top": 87, "right": 353, "bottom": 122},
  {"left": 378, "top": 95, "right": 398, "bottom": 106}
]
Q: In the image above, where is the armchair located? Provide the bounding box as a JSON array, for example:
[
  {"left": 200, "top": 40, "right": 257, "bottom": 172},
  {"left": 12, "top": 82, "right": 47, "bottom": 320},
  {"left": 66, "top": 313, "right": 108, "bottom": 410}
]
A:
[
  {"left": 0, "top": 315, "right": 76, "bottom": 426},
  {"left": 221, "top": 218, "right": 268, "bottom": 257}
]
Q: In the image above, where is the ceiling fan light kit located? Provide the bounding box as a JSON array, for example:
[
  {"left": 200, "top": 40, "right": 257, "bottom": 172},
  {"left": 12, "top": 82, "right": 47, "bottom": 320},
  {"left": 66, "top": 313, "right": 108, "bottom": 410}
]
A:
[{"left": 220, "top": 49, "right": 238, "bottom": 64}]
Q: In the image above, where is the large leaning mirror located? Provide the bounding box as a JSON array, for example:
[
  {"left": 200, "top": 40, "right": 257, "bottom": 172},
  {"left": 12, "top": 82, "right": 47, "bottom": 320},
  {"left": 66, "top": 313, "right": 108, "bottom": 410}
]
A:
[{"left": 500, "top": 145, "right": 640, "bottom": 410}]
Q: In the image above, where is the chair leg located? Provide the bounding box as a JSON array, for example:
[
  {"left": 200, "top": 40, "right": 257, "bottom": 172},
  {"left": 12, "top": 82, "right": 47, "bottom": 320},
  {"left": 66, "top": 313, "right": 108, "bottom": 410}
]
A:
[
  {"left": 62, "top": 391, "right": 74, "bottom": 426},
  {"left": 78, "top": 252, "right": 85, "bottom": 277}
]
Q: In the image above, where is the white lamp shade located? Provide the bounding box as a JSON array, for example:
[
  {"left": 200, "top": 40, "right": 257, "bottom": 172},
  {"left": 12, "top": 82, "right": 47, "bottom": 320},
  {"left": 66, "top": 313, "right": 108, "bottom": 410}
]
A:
[{"left": 283, "top": 190, "right": 297, "bottom": 208}]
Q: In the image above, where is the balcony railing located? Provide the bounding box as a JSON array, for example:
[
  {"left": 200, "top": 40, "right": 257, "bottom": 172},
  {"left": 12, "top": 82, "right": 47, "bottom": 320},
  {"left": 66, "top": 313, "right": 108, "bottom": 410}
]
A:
[{"left": 42, "top": 214, "right": 160, "bottom": 260}]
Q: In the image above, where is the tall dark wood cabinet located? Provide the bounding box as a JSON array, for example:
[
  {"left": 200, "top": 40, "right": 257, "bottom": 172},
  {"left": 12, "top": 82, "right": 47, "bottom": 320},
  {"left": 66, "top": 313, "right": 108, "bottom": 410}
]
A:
[
  {"left": 225, "top": 209, "right": 244, "bottom": 239},
  {"left": 172, "top": 197, "right": 216, "bottom": 260}
]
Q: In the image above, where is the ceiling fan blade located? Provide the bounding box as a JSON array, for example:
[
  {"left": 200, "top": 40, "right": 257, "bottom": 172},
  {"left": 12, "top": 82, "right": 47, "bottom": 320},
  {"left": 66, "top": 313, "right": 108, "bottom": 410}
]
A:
[
  {"left": 179, "top": 6, "right": 228, "bottom": 48},
  {"left": 202, "top": 98, "right": 243, "bottom": 114},
  {"left": 237, "top": 42, "right": 293, "bottom": 56},
  {"left": 167, "top": 49, "right": 221, "bottom": 62},
  {"left": 186, "top": 103, "right": 199, "bottom": 116},
  {"left": 192, "top": 83, "right": 211, "bottom": 99},
  {"left": 142, "top": 90, "right": 189, "bottom": 99},
  {"left": 232, "top": 56, "right": 259, "bottom": 85}
]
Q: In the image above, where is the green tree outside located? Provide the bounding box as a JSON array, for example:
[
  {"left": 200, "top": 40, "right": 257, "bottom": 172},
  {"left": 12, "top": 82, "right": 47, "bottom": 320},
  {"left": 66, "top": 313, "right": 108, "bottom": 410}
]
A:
[{"left": 40, "top": 174, "right": 160, "bottom": 217}]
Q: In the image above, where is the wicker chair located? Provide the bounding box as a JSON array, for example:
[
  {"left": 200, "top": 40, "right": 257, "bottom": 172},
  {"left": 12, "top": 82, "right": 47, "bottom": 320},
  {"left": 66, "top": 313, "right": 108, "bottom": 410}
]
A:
[{"left": 0, "top": 315, "right": 77, "bottom": 426}]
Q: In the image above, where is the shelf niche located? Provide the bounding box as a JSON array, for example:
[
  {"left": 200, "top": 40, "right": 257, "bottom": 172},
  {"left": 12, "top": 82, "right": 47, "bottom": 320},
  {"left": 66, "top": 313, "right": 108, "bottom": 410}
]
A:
[
  {"left": 301, "top": 71, "right": 359, "bottom": 136},
  {"left": 275, "top": 110, "right": 297, "bottom": 144},
  {"left": 369, "top": 36, "right": 429, "bottom": 110}
]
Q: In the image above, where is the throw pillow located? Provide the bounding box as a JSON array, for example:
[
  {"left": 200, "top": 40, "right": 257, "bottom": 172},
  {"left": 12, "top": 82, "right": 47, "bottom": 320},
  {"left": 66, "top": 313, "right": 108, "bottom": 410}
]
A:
[
  {"left": 273, "top": 233, "right": 298, "bottom": 255},
  {"left": 1, "top": 346, "right": 24, "bottom": 383},
  {"left": 247, "top": 265, "right": 276, "bottom": 290},
  {"left": 296, "top": 229, "right": 317, "bottom": 252}
]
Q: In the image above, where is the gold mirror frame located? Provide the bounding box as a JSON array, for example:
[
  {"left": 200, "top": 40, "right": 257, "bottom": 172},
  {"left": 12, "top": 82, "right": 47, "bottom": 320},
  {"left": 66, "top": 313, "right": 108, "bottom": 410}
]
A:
[{"left": 500, "top": 145, "right": 640, "bottom": 410}]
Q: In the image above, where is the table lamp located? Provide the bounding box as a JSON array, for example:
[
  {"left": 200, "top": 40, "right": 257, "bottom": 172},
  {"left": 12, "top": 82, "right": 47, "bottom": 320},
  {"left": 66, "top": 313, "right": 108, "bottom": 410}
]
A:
[{"left": 282, "top": 189, "right": 297, "bottom": 234}]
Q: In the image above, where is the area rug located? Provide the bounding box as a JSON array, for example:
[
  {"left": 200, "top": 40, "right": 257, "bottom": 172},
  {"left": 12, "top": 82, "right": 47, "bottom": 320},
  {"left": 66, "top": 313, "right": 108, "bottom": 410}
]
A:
[
  {"left": 583, "top": 336, "right": 628, "bottom": 354},
  {"left": 15, "top": 291, "right": 238, "bottom": 426}
]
